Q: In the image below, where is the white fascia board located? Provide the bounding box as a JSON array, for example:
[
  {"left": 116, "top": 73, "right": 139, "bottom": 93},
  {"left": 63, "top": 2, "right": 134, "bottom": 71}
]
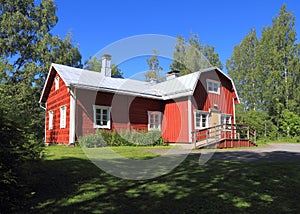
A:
[{"left": 39, "top": 63, "right": 71, "bottom": 103}]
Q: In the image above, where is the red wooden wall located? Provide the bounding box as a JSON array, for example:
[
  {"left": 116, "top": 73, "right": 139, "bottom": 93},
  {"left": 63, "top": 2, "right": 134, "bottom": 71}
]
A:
[
  {"left": 162, "top": 98, "right": 189, "bottom": 143},
  {"left": 45, "top": 70, "right": 70, "bottom": 144},
  {"left": 76, "top": 89, "right": 163, "bottom": 137},
  {"left": 192, "top": 70, "right": 238, "bottom": 128}
]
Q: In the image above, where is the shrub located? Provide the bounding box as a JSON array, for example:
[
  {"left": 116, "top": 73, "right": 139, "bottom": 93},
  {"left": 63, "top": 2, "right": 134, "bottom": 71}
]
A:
[
  {"left": 279, "top": 110, "right": 300, "bottom": 137},
  {"left": 78, "top": 129, "right": 165, "bottom": 147},
  {"left": 237, "top": 109, "right": 277, "bottom": 139},
  {"left": 78, "top": 130, "right": 107, "bottom": 148}
]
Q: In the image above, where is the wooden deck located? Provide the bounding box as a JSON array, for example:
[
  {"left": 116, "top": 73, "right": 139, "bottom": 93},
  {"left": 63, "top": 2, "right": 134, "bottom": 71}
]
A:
[{"left": 192, "top": 124, "right": 257, "bottom": 149}]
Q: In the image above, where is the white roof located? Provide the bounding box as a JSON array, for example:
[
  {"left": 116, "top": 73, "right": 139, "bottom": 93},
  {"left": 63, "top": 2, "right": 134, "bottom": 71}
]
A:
[{"left": 39, "top": 63, "right": 239, "bottom": 103}]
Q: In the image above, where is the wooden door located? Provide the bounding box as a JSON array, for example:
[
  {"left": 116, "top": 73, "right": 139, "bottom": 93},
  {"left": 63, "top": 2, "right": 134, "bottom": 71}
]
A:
[{"left": 209, "top": 110, "right": 220, "bottom": 139}]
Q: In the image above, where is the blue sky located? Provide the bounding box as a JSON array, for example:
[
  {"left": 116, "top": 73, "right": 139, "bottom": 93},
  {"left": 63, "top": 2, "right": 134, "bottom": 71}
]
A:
[{"left": 52, "top": 0, "right": 300, "bottom": 77}]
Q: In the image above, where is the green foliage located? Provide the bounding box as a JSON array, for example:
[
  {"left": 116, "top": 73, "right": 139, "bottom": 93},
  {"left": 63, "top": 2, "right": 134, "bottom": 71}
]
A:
[
  {"left": 0, "top": 0, "right": 82, "bottom": 212},
  {"left": 170, "top": 33, "right": 223, "bottom": 76},
  {"left": 84, "top": 56, "right": 124, "bottom": 78},
  {"left": 279, "top": 110, "right": 300, "bottom": 137},
  {"left": 236, "top": 106, "right": 277, "bottom": 139},
  {"left": 78, "top": 130, "right": 165, "bottom": 148},
  {"left": 145, "top": 49, "right": 163, "bottom": 81},
  {"left": 226, "top": 29, "right": 261, "bottom": 110},
  {"left": 227, "top": 4, "right": 300, "bottom": 137}
]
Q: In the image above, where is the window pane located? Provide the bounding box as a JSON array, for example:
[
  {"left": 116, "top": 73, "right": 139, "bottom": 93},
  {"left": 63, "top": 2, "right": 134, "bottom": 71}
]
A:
[
  {"left": 208, "top": 82, "right": 213, "bottom": 91},
  {"left": 201, "top": 114, "right": 207, "bottom": 127},
  {"left": 149, "top": 112, "right": 161, "bottom": 130},
  {"left": 96, "top": 119, "right": 101, "bottom": 126},
  {"left": 213, "top": 83, "right": 218, "bottom": 92}
]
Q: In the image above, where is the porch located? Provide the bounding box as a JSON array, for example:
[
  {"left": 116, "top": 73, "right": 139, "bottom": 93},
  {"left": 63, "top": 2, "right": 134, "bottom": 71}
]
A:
[{"left": 192, "top": 124, "right": 257, "bottom": 149}]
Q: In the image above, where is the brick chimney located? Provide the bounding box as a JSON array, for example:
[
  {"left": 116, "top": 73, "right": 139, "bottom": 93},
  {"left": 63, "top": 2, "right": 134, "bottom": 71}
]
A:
[{"left": 101, "top": 54, "right": 112, "bottom": 77}]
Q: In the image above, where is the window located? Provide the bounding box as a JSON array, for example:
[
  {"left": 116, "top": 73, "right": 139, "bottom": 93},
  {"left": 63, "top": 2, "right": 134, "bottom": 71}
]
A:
[
  {"left": 206, "top": 79, "right": 220, "bottom": 94},
  {"left": 93, "top": 105, "right": 111, "bottom": 129},
  {"left": 60, "top": 105, "right": 66, "bottom": 128},
  {"left": 195, "top": 111, "right": 209, "bottom": 129},
  {"left": 221, "top": 114, "right": 232, "bottom": 129},
  {"left": 48, "top": 110, "right": 54, "bottom": 130},
  {"left": 148, "top": 111, "right": 162, "bottom": 131},
  {"left": 55, "top": 76, "right": 59, "bottom": 91}
]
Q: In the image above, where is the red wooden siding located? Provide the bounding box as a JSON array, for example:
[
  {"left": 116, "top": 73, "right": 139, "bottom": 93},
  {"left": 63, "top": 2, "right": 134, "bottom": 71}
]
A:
[
  {"left": 76, "top": 89, "right": 162, "bottom": 137},
  {"left": 192, "top": 70, "right": 238, "bottom": 128},
  {"left": 45, "top": 71, "right": 70, "bottom": 144},
  {"left": 162, "top": 98, "right": 189, "bottom": 143},
  {"left": 129, "top": 97, "right": 163, "bottom": 130},
  {"left": 218, "top": 140, "right": 256, "bottom": 148}
]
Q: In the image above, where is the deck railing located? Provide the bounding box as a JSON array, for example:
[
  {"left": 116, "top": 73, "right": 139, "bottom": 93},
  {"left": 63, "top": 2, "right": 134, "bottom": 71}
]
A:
[{"left": 191, "top": 124, "right": 256, "bottom": 148}]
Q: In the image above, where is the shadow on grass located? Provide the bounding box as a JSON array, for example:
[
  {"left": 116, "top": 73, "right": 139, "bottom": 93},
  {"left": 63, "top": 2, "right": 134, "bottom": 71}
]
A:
[{"left": 23, "top": 151, "right": 300, "bottom": 213}]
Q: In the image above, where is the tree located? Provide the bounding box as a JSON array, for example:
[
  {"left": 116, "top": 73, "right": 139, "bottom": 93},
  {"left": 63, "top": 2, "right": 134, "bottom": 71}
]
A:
[
  {"left": 226, "top": 29, "right": 262, "bottom": 110},
  {"left": 170, "top": 33, "right": 222, "bottom": 76},
  {"left": 0, "top": 0, "right": 82, "bottom": 211},
  {"left": 227, "top": 4, "right": 300, "bottom": 138},
  {"left": 84, "top": 56, "right": 124, "bottom": 78},
  {"left": 145, "top": 49, "right": 163, "bottom": 81}
]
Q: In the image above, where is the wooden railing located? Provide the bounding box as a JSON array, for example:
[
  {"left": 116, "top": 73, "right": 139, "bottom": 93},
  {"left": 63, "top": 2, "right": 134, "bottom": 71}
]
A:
[{"left": 191, "top": 124, "right": 256, "bottom": 148}]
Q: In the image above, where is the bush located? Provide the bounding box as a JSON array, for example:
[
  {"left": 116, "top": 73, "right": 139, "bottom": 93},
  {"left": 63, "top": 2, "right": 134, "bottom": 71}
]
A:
[
  {"left": 78, "top": 129, "right": 165, "bottom": 148},
  {"left": 237, "top": 109, "right": 278, "bottom": 139},
  {"left": 279, "top": 110, "right": 300, "bottom": 137}
]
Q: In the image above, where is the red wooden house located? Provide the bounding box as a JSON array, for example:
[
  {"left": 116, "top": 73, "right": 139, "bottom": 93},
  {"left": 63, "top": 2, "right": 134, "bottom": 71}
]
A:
[{"left": 40, "top": 55, "right": 256, "bottom": 148}]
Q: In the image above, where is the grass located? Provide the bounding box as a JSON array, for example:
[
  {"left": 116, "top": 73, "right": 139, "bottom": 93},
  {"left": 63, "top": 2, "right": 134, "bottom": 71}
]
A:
[
  {"left": 21, "top": 145, "right": 300, "bottom": 213},
  {"left": 257, "top": 137, "right": 300, "bottom": 144}
]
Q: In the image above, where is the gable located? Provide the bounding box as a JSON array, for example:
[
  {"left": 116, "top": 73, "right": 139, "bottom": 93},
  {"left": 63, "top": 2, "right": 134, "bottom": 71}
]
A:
[{"left": 39, "top": 66, "right": 68, "bottom": 103}]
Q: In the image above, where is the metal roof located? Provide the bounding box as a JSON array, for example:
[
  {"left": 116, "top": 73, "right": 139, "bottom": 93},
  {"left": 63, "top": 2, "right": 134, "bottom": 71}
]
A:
[{"left": 39, "top": 63, "right": 239, "bottom": 103}]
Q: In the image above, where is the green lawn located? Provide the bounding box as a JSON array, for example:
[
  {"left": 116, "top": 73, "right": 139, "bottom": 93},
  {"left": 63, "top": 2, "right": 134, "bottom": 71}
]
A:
[{"left": 22, "top": 145, "right": 300, "bottom": 213}]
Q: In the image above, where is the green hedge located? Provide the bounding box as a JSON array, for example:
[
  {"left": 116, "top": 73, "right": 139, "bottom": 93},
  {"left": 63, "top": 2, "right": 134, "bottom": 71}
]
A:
[{"left": 78, "top": 129, "right": 165, "bottom": 148}]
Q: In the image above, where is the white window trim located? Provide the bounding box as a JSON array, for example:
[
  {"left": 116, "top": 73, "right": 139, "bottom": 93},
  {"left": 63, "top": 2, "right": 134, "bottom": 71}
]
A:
[
  {"left": 221, "top": 114, "right": 232, "bottom": 124},
  {"left": 48, "top": 110, "right": 54, "bottom": 130},
  {"left": 221, "top": 114, "right": 232, "bottom": 129},
  {"left": 60, "top": 105, "right": 67, "bottom": 129},
  {"left": 194, "top": 110, "right": 209, "bottom": 130},
  {"left": 55, "top": 76, "right": 59, "bottom": 91},
  {"left": 93, "top": 105, "right": 111, "bottom": 129},
  {"left": 206, "top": 79, "right": 220, "bottom": 95},
  {"left": 148, "top": 111, "right": 162, "bottom": 131}
]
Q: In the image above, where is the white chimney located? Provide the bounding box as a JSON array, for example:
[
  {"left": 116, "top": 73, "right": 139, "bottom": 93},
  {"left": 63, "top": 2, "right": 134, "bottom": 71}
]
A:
[
  {"left": 166, "top": 70, "right": 179, "bottom": 80},
  {"left": 150, "top": 78, "right": 158, "bottom": 84},
  {"left": 101, "top": 54, "right": 112, "bottom": 77}
]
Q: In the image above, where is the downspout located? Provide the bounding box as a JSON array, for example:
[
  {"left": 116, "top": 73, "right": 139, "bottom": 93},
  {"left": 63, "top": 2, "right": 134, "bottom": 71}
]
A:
[
  {"left": 188, "top": 96, "right": 192, "bottom": 143},
  {"left": 68, "top": 87, "right": 76, "bottom": 145},
  {"left": 39, "top": 103, "right": 47, "bottom": 144}
]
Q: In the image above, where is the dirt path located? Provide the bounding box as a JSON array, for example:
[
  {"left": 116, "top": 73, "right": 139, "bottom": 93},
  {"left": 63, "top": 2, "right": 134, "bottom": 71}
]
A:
[
  {"left": 200, "top": 143, "right": 300, "bottom": 162},
  {"left": 146, "top": 143, "right": 300, "bottom": 162}
]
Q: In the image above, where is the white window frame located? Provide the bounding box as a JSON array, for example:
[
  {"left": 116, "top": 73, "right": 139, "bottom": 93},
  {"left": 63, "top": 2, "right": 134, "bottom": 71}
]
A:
[
  {"left": 148, "top": 111, "right": 162, "bottom": 131},
  {"left": 206, "top": 79, "right": 220, "bottom": 94},
  {"left": 93, "top": 105, "right": 111, "bottom": 129},
  {"left": 54, "top": 76, "right": 60, "bottom": 91},
  {"left": 48, "top": 110, "right": 54, "bottom": 130},
  {"left": 194, "top": 110, "right": 209, "bottom": 129},
  {"left": 60, "top": 105, "right": 67, "bottom": 129},
  {"left": 221, "top": 114, "right": 232, "bottom": 129}
]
